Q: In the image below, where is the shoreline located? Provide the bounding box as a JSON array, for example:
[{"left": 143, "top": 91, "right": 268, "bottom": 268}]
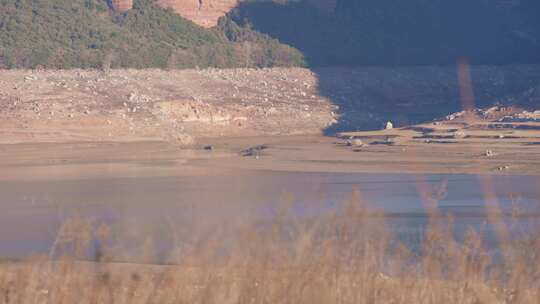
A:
[{"left": 0, "top": 129, "right": 539, "bottom": 182}]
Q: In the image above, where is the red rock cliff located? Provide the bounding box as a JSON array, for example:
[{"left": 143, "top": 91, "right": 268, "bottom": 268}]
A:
[
  {"left": 157, "top": 0, "right": 238, "bottom": 28},
  {"left": 110, "top": 0, "right": 134, "bottom": 11},
  {"left": 109, "top": 1, "right": 337, "bottom": 26},
  {"left": 156, "top": 0, "right": 338, "bottom": 28}
]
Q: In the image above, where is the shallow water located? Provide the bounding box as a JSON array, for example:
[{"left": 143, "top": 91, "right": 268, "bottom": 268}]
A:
[{"left": 0, "top": 170, "right": 539, "bottom": 258}]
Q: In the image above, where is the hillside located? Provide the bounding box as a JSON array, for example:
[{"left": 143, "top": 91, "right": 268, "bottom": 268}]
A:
[
  {"left": 0, "top": 65, "right": 538, "bottom": 144},
  {"left": 230, "top": 0, "right": 540, "bottom": 66},
  {"left": 107, "top": 0, "right": 337, "bottom": 28},
  {"left": 0, "top": 0, "right": 304, "bottom": 69},
  {"left": 156, "top": 0, "right": 239, "bottom": 28},
  {"left": 1, "top": 0, "right": 539, "bottom": 69}
]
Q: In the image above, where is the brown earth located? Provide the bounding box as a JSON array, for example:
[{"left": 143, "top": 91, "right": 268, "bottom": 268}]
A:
[
  {"left": 110, "top": 0, "right": 134, "bottom": 11},
  {"left": 156, "top": 0, "right": 238, "bottom": 27},
  {"left": 1, "top": 66, "right": 539, "bottom": 177},
  {"left": 0, "top": 68, "right": 335, "bottom": 145},
  {"left": 0, "top": 123, "right": 539, "bottom": 182}
]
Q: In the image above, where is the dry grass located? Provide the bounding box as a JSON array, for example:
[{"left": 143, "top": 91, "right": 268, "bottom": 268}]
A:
[{"left": 0, "top": 189, "right": 539, "bottom": 304}]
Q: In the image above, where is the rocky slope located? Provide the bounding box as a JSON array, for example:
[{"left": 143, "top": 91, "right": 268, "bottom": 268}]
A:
[
  {"left": 152, "top": 0, "right": 337, "bottom": 27},
  {"left": 0, "top": 68, "right": 335, "bottom": 144},
  {"left": 157, "top": 0, "right": 239, "bottom": 28},
  {"left": 1, "top": 65, "right": 539, "bottom": 144},
  {"left": 110, "top": 0, "right": 134, "bottom": 11}
]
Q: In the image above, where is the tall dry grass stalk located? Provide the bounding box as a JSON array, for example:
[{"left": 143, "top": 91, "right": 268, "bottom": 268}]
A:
[{"left": 0, "top": 188, "right": 539, "bottom": 304}]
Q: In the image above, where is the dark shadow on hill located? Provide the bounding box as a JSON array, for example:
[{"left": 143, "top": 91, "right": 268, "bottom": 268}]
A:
[
  {"left": 229, "top": 0, "right": 540, "bottom": 67},
  {"left": 227, "top": 0, "right": 540, "bottom": 134},
  {"left": 314, "top": 65, "right": 540, "bottom": 134}
]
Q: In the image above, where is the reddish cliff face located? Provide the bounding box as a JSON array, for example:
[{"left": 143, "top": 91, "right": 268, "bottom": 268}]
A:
[
  {"left": 155, "top": 0, "right": 338, "bottom": 28},
  {"left": 109, "top": 0, "right": 337, "bottom": 27},
  {"left": 157, "top": 0, "right": 238, "bottom": 28},
  {"left": 110, "top": 0, "right": 134, "bottom": 11}
]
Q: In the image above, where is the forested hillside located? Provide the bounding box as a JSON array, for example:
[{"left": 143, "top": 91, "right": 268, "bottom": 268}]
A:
[
  {"left": 0, "top": 0, "right": 304, "bottom": 69},
  {"left": 231, "top": 0, "right": 540, "bottom": 66},
  {"left": 2, "top": 0, "right": 539, "bottom": 69}
]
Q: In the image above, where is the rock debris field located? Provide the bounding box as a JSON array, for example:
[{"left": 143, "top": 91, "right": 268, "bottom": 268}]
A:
[
  {"left": 0, "top": 68, "right": 336, "bottom": 144},
  {"left": 0, "top": 65, "right": 539, "bottom": 145}
]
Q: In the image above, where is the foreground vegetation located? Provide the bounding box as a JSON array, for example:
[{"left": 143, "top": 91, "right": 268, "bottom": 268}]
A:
[
  {"left": 0, "top": 0, "right": 304, "bottom": 69},
  {"left": 1, "top": 187, "right": 539, "bottom": 303}
]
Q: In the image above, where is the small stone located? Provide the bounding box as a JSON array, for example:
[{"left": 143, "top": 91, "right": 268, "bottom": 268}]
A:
[
  {"left": 453, "top": 131, "right": 467, "bottom": 139},
  {"left": 346, "top": 138, "right": 364, "bottom": 147}
]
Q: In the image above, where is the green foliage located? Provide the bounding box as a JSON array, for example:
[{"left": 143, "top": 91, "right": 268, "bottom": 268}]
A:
[
  {"left": 217, "top": 16, "right": 305, "bottom": 67},
  {"left": 0, "top": 0, "right": 305, "bottom": 69}
]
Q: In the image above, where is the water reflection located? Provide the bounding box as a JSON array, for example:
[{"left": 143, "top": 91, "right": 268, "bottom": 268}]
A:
[{"left": 0, "top": 172, "right": 538, "bottom": 259}]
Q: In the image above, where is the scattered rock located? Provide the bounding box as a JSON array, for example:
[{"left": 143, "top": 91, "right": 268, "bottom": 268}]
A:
[
  {"left": 499, "top": 110, "right": 540, "bottom": 122},
  {"left": 203, "top": 145, "right": 214, "bottom": 151},
  {"left": 346, "top": 138, "right": 364, "bottom": 147},
  {"left": 240, "top": 145, "right": 268, "bottom": 157},
  {"left": 484, "top": 106, "right": 499, "bottom": 115},
  {"left": 24, "top": 75, "right": 38, "bottom": 81},
  {"left": 452, "top": 131, "right": 467, "bottom": 139},
  {"left": 176, "top": 133, "right": 195, "bottom": 146},
  {"left": 128, "top": 92, "right": 137, "bottom": 102}
]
